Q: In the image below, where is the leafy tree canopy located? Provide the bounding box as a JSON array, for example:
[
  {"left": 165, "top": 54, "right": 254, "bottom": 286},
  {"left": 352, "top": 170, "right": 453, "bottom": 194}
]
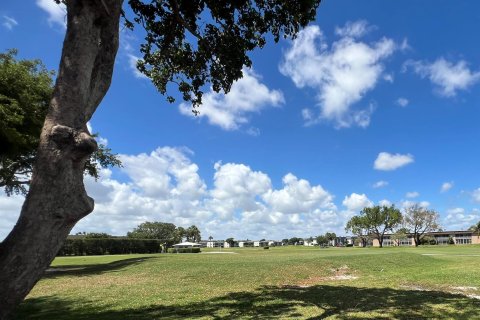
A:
[
  {"left": 315, "top": 235, "right": 328, "bottom": 245},
  {"left": 325, "top": 232, "right": 336, "bottom": 241},
  {"left": 84, "top": 232, "right": 112, "bottom": 239},
  {"left": 345, "top": 215, "right": 370, "bottom": 247},
  {"left": 288, "top": 237, "right": 302, "bottom": 245},
  {"left": 127, "top": 221, "right": 200, "bottom": 245},
  {"left": 346, "top": 205, "right": 402, "bottom": 248},
  {"left": 124, "top": 0, "right": 321, "bottom": 111},
  {"left": 127, "top": 221, "right": 177, "bottom": 240},
  {"left": 0, "top": 50, "right": 121, "bottom": 196},
  {"left": 403, "top": 204, "right": 440, "bottom": 246},
  {"left": 186, "top": 225, "right": 201, "bottom": 242},
  {"left": 469, "top": 221, "right": 480, "bottom": 235}
]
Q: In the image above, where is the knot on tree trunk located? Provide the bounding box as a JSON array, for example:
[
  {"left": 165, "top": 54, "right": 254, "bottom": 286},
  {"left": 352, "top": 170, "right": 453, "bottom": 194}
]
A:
[{"left": 50, "top": 125, "right": 97, "bottom": 160}]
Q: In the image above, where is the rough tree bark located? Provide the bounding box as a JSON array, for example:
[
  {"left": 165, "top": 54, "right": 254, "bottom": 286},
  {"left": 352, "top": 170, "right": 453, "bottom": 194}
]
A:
[{"left": 0, "top": 0, "right": 123, "bottom": 318}]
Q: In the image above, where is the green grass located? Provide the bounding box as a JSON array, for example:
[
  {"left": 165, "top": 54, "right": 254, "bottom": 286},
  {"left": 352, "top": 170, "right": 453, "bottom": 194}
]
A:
[{"left": 15, "top": 245, "right": 480, "bottom": 319}]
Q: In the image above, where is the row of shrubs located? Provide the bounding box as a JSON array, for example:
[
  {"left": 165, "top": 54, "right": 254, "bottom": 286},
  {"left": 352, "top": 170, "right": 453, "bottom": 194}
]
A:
[
  {"left": 166, "top": 247, "right": 201, "bottom": 253},
  {"left": 57, "top": 238, "right": 163, "bottom": 256}
]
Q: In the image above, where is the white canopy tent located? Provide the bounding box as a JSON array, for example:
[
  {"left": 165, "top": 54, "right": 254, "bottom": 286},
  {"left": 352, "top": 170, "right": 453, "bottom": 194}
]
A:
[{"left": 172, "top": 242, "right": 201, "bottom": 248}]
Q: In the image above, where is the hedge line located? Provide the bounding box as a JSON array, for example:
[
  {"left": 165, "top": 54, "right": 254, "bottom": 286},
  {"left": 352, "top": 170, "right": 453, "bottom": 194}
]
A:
[{"left": 57, "top": 238, "right": 163, "bottom": 256}]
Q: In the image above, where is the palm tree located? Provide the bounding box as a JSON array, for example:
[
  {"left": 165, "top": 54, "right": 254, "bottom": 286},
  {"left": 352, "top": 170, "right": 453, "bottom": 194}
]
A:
[
  {"left": 186, "top": 225, "right": 201, "bottom": 243},
  {"left": 208, "top": 235, "right": 213, "bottom": 247}
]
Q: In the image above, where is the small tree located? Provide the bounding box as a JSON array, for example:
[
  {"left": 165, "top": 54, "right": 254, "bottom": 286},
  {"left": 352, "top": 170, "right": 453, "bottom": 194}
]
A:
[
  {"left": 175, "top": 227, "right": 186, "bottom": 243},
  {"left": 127, "top": 221, "right": 178, "bottom": 248},
  {"left": 225, "top": 238, "right": 235, "bottom": 247},
  {"left": 360, "top": 205, "right": 402, "bottom": 248},
  {"left": 315, "top": 235, "right": 328, "bottom": 246},
  {"left": 469, "top": 221, "right": 480, "bottom": 242},
  {"left": 288, "top": 237, "right": 302, "bottom": 245},
  {"left": 325, "top": 232, "right": 337, "bottom": 246},
  {"left": 186, "top": 225, "right": 201, "bottom": 243},
  {"left": 403, "top": 204, "right": 440, "bottom": 247},
  {"left": 391, "top": 227, "right": 409, "bottom": 246},
  {"left": 345, "top": 216, "right": 369, "bottom": 247}
]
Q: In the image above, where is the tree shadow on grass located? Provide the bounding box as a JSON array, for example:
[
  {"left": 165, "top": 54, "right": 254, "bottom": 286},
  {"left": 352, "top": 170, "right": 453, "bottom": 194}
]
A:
[
  {"left": 16, "top": 284, "right": 480, "bottom": 319},
  {"left": 43, "top": 256, "right": 159, "bottom": 279}
]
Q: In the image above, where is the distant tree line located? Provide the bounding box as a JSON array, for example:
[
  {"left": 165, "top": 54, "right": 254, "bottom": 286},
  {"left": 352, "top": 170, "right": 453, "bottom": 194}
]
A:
[{"left": 57, "top": 221, "right": 201, "bottom": 256}]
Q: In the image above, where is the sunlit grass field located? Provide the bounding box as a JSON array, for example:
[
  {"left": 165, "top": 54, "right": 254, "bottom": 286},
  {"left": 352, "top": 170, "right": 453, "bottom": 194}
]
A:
[{"left": 15, "top": 245, "right": 480, "bottom": 319}]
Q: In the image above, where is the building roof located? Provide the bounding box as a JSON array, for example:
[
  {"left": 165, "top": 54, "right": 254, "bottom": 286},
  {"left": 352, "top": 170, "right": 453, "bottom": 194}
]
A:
[{"left": 173, "top": 242, "right": 201, "bottom": 247}]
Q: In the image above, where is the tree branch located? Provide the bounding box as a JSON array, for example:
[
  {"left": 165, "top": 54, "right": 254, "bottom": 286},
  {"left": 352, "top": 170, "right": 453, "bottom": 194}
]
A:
[
  {"left": 169, "top": 0, "right": 202, "bottom": 40},
  {"left": 0, "top": 180, "right": 30, "bottom": 188}
]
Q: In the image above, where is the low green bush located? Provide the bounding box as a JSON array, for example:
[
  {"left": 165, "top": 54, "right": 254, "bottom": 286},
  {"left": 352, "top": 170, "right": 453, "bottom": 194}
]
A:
[
  {"left": 420, "top": 236, "right": 437, "bottom": 245},
  {"left": 263, "top": 246, "right": 269, "bottom": 250}
]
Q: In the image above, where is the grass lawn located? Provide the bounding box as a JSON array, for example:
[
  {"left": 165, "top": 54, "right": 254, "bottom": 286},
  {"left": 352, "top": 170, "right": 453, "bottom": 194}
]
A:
[{"left": 15, "top": 245, "right": 480, "bottom": 319}]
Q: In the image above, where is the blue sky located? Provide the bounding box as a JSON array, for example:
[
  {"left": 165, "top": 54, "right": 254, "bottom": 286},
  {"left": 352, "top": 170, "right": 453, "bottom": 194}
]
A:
[{"left": 1, "top": 0, "right": 480, "bottom": 240}]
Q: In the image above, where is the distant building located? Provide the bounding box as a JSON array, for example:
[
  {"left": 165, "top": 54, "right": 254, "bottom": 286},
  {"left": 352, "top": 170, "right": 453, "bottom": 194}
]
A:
[
  {"left": 254, "top": 240, "right": 269, "bottom": 247},
  {"left": 173, "top": 242, "right": 202, "bottom": 248},
  {"left": 371, "top": 230, "right": 480, "bottom": 247},
  {"left": 238, "top": 240, "right": 254, "bottom": 247},
  {"left": 303, "top": 239, "right": 317, "bottom": 246},
  {"left": 333, "top": 236, "right": 353, "bottom": 246},
  {"left": 268, "top": 240, "right": 283, "bottom": 246},
  {"left": 224, "top": 240, "right": 239, "bottom": 248},
  {"left": 206, "top": 240, "right": 224, "bottom": 248}
]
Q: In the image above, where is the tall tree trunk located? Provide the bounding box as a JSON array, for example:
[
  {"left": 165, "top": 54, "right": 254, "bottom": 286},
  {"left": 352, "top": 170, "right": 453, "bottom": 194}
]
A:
[
  {"left": 0, "top": 1, "right": 123, "bottom": 318},
  {"left": 414, "top": 235, "right": 419, "bottom": 247}
]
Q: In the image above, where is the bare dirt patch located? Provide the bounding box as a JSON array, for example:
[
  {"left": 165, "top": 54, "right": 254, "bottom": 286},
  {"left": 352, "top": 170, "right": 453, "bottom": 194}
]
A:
[
  {"left": 451, "top": 286, "right": 480, "bottom": 300},
  {"left": 422, "top": 253, "right": 480, "bottom": 257},
  {"left": 285, "top": 265, "right": 358, "bottom": 288},
  {"left": 401, "top": 285, "right": 480, "bottom": 300}
]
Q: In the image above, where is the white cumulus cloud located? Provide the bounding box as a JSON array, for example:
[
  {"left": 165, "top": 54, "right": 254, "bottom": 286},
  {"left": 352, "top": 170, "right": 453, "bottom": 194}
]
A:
[
  {"left": 208, "top": 162, "right": 271, "bottom": 220},
  {"left": 396, "top": 97, "right": 409, "bottom": 107},
  {"left": 472, "top": 188, "right": 480, "bottom": 203},
  {"left": 405, "top": 191, "right": 419, "bottom": 199},
  {"left": 440, "top": 182, "right": 453, "bottom": 193},
  {"left": 0, "top": 148, "right": 342, "bottom": 241},
  {"left": 263, "top": 173, "right": 335, "bottom": 214},
  {"left": 342, "top": 193, "right": 373, "bottom": 213},
  {"left": 36, "top": 0, "right": 66, "bottom": 28},
  {"left": 374, "top": 152, "right": 414, "bottom": 171},
  {"left": 373, "top": 180, "right": 388, "bottom": 188},
  {"left": 179, "top": 68, "right": 284, "bottom": 131},
  {"left": 404, "top": 58, "right": 480, "bottom": 97},
  {"left": 401, "top": 200, "right": 430, "bottom": 209},
  {"left": 334, "top": 20, "right": 371, "bottom": 38},
  {"left": 444, "top": 208, "right": 480, "bottom": 230},
  {"left": 280, "top": 21, "right": 397, "bottom": 128},
  {"left": 0, "top": 194, "right": 24, "bottom": 240},
  {"left": 127, "top": 54, "right": 148, "bottom": 80},
  {"left": 378, "top": 199, "right": 392, "bottom": 207}
]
